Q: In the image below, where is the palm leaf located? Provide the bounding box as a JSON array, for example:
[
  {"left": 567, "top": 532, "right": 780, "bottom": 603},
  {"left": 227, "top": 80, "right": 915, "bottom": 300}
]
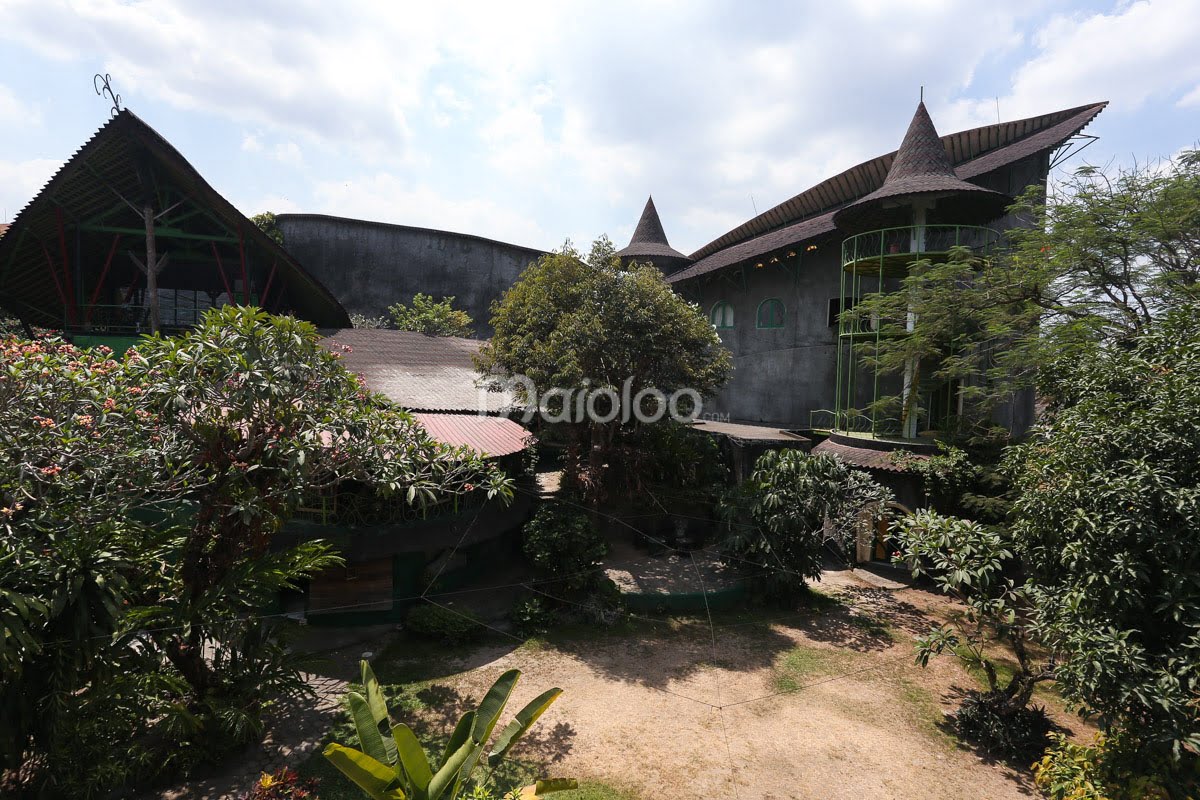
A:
[
  {"left": 322, "top": 743, "right": 406, "bottom": 800},
  {"left": 487, "top": 688, "right": 563, "bottom": 766},
  {"left": 391, "top": 722, "right": 432, "bottom": 792}
]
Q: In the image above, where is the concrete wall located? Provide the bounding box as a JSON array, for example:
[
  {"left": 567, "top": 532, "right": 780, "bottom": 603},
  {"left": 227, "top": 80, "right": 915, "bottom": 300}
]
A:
[
  {"left": 679, "top": 237, "right": 844, "bottom": 427},
  {"left": 277, "top": 214, "right": 546, "bottom": 337}
]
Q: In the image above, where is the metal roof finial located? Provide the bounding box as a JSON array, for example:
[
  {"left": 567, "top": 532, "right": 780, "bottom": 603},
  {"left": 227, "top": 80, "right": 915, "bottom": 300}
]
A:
[
  {"left": 93, "top": 73, "right": 122, "bottom": 117},
  {"left": 920, "top": 85, "right": 924, "bottom": 103}
]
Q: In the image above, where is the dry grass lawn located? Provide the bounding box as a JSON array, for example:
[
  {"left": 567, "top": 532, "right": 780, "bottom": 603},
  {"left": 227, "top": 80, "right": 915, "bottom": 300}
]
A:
[{"left": 351, "top": 570, "right": 1087, "bottom": 800}]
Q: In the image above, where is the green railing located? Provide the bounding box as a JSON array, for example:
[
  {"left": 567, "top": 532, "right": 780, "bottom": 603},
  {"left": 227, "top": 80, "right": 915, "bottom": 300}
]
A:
[{"left": 840, "top": 224, "right": 1001, "bottom": 271}]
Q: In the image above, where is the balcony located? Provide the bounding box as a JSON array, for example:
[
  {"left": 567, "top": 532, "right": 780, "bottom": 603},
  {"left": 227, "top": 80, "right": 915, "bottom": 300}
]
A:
[{"left": 840, "top": 224, "right": 1001, "bottom": 276}]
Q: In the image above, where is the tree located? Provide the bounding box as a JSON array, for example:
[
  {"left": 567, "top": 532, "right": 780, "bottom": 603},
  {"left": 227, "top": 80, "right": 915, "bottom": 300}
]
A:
[
  {"left": 126, "top": 306, "right": 511, "bottom": 712},
  {"left": 0, "top": 308, "right": 513, "bottom": 795},
  {"left": 476, "top": 238, "right": 731, "bottom": 500},
  {"left": 251, "top": 211, "right": 284, "bottom": 246},
  {"left": 0, "top": 335, "right": 188, "bottom": 785},
  {"left": 845, "top": 149, "right": 1200, "bottom": 431},
  {"left": 389, "top": 293, "right": 475, "bottom": 337},
  {"left": 720, "top": 450, "right": 893, "bottom": 603},
  {"left": 324, "top": 660, "right": 574, "bottom": 799},
  {"left": 1007, "top": 300, "right": 1200, "bottom": 776}
]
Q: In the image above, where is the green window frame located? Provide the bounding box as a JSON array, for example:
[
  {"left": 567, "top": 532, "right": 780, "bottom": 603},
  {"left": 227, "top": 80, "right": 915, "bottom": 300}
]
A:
[
  {"left": 756, "top": 298, "right": 785, "bottom": 329},
  {"left": 710, "top": 300, "right": 735, "bottom": 329}
]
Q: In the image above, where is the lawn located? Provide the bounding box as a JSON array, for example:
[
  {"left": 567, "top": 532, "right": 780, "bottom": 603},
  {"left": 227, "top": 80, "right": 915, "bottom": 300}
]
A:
[{"left": 294, "top": 574, "right": 1087, "bottom": 800}]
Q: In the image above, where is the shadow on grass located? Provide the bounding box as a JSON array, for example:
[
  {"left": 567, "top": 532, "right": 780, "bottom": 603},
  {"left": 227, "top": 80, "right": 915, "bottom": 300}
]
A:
[
  {"left": 543, "top": 586, "right": 918, "bottom": 692},
  {"left": 932, "top": 682, "right": 1057, "bottom": 795}
]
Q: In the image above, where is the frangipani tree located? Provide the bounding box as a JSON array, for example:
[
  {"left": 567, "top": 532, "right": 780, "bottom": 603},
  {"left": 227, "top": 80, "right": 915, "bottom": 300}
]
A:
[{"left": 325, "top": 661, "right": 574, "bottom": 800}]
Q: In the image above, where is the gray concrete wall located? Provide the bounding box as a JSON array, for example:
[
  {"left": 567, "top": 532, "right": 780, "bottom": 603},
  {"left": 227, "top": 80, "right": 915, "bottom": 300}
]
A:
[
  {"left": 681, "top": 238, "right": 844, "bottom": 427},
  {"left": 276, "top": 214, "right": 546, "bottom": 337}
]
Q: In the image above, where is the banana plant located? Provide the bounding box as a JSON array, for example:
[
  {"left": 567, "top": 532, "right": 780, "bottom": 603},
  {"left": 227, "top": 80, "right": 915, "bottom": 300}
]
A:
[{"left": 324, "top": 660, "right": 576, "bottom": 800}]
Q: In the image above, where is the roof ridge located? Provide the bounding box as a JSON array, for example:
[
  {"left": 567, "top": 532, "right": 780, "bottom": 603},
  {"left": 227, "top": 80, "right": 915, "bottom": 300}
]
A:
[{"left": 687, "top": 101, "right": 1108, "bottom": 260}]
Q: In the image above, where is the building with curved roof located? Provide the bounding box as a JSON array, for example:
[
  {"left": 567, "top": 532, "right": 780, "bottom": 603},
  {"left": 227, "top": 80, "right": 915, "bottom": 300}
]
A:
[{"left": 669, "top": 100, "right": 1107, "bottom": 430}]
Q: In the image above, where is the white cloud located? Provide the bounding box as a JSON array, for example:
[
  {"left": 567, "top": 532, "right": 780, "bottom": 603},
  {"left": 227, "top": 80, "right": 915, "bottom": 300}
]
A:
[
  {"left": 1, "top": 1, "right": 1195, "bottom": 254},
  {"left": 0, "top": 158, "right": 62, "bottom": 221},
  {"left": 944, "top": 0, "right": 1200, "bottom": 130},
  {"left": 0, "top": 83, "right": 40, "bottom": 126},
  {"left": 272, "top": 141, "right": 303, "bottom": 166},
  {"left": 310, "top": 172, "right": 551, "bottom": 248}
]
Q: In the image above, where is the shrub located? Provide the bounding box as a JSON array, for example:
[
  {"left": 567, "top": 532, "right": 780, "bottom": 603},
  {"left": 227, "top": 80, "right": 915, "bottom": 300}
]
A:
[
  {"left": 388, "top": 293, "right": 474, "bottom": 337},
  {"left": 522, "top": 504, "right": 608, "bottom": 596},
  {"left": 404, "top": 603, "right": 483, "bottom": 645},
  {"left": 511, "top": 594, "right": 558, "bottom": 637},
  {"left": 1034, "top": 732, "right": 1190, "bottom": 800},
  {"left": 953, "top": 690, "right": 1052, "bottom": 764},
  {"left": 719, "top": 450, "right": 893, "bottom": 604},
  {"left": 242, "top": 767, "right": 320, "bottom": 799}
]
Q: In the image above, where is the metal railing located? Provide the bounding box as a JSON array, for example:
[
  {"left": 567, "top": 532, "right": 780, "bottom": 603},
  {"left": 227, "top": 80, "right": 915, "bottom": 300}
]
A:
[{"left": 840, "top": 224, "right": 1001, "bottom": 270}]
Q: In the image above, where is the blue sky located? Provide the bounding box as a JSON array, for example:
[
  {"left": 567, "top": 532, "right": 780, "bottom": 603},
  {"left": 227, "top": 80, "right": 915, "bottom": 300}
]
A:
[{"left": 1, "top": 0, "right": 1198, "bottom": 255}]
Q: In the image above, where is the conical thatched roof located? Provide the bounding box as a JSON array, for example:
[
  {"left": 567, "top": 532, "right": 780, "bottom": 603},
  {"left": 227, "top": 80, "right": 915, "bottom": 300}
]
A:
[
  {"left": 832, "top": 102, "right": 1011, "bottom": 231},
  {"left": 616, "top": 196, "right": 688, "bottom": 263}
]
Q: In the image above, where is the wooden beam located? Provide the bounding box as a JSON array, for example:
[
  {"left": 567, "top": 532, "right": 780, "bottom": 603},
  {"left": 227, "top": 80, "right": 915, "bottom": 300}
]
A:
[
  {"left": 85, "top": 234, "right": 122, "bottom": 325},
  {"left": 77, "top": 223, "right": 237, "bottom": 243},
  {"left": 237, "top": 226, "right": 248, "bottom": 304},
  {"left": 40, "top": 241, "right": 70, "bottom": 327},
  {"left": 211, "top": 242, "right": 234, "bottom": 301},
  {"left": 143, "top": 205, "right": 160, "bottom": 334},
  {"left": 259, "top": 259, "right": 278, "bottom": 309},
  {"left": 54, "top": 208, "right": 79, "bottom": 326}
]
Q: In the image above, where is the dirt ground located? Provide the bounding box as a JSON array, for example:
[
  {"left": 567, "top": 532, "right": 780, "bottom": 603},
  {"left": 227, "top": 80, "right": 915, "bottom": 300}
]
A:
[{"left": 389, "top": 568, "right": 1084, "bottom": 800}]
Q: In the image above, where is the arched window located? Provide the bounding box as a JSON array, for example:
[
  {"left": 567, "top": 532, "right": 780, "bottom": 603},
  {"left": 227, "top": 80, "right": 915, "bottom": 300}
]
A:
[
  {"left": 710, "top": 301, "right": 734, "bottom": 329},
  {"left": 756, "top": 298, "right": 785, "bottom": 329}
]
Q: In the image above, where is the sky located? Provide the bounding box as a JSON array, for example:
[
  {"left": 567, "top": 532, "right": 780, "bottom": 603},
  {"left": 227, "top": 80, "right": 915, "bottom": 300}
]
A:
[{"left": 1, "top": 0, "right": 1198, "bottom": 256}]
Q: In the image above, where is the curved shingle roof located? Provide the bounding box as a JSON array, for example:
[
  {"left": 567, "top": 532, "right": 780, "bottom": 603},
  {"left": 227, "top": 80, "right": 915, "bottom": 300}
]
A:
[{"left": 671, "top": 101, "right": 1107, "bottom": 284}]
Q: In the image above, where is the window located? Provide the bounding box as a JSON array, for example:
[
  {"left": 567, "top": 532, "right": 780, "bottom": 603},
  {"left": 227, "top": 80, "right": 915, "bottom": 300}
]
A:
[
  {"left": 710, "top": 301, "right": 734, "bottom": 329},
  {"left": 756, "top": 298, "right": 785, "bottom": 329}
]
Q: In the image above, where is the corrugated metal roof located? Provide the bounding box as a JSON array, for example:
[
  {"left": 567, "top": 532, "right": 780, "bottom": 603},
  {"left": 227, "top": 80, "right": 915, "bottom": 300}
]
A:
[
  {"left": 412, "top": 412, "right": 532, "bottom": 457},
  {"left": 319, "top": 328, "right": 514, "bottom": 413},
  {"left": 812, "top": 437, "right": 928, "bottom": 473},
  {"left": 670, "top": 102, "right": 1107, "bottom": 285}
]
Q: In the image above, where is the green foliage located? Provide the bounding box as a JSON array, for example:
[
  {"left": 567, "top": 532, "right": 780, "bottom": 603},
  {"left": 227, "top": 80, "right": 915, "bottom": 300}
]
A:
[
  {"left": 389, "top": 294, "right": 475, "bottom": 338},
  {"left": 510, "top": 595, "right": 557, "bottom": 638},
  {"left": 242, "top": 766, "right": 322, "bottom": 799},
  {"left": 893, "top": 510, "right": 1053, "bottom": 719},
  {"left": 719, "top": 450, "right": 893, "bottom": 603},
  {"left": 1008, "top": 301, "right": 1200, "bottom": 766},
  {"left": 353, "top": 313, "right": 391, "bottom": 329},
  {"left": 953, "top": 689, "right": 1052, "bottom": 764},
  {"left": 0, "top": 309, "right": 513, "bottom": 795},
  {"left": 605, "top": 421, "right": 729, "bottom": 504},
  {"left": 405, "top": 604, "right": 484, "bottom": 646},
  {"left": 476, "top": 238, "right": 731, "bottom": 500},
  {"left": 324, "top": 661, "right": 574, "bottom": 800},
  {"left": 845, "top": 150, "right": 1200, "bottom": 429},
  {"left": 252, "top": 211, "right": 284, "bottom": 246},
  {"left": 521, "top": 504, "right": 608, "bottom": 596},
  {"left": 1034, "top": 732, "right": 1187, "bottom": 800}
]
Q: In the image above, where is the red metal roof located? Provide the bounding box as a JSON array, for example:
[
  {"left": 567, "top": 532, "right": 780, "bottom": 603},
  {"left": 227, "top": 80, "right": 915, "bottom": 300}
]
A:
[{"left": 412, "top": 412, "right": 532, "bottom": 458}]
